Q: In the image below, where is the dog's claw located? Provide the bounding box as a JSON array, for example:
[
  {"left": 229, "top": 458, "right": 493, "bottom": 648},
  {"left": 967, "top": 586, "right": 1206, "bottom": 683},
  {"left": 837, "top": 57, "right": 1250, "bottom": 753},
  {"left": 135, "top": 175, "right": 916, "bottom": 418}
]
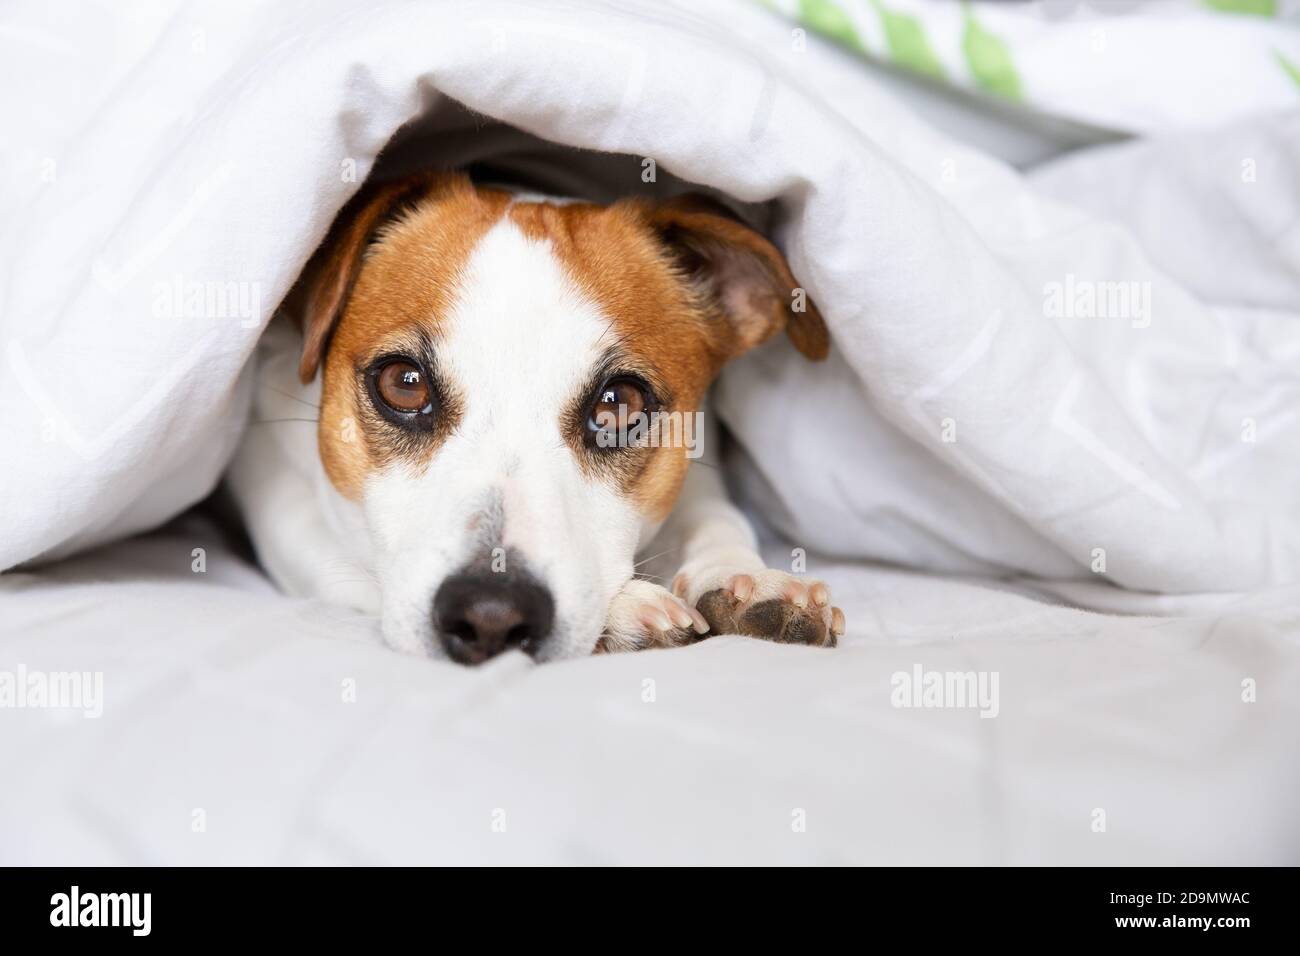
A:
[
  {"left": 645, "top": 609, "right": 674, "bottom": 632},
  {"left": 782, "top": 580, "right": 809, "bottom": 609},
  {"left": 686, "top": 568, "right": 841, "bottom": 648},
  {"left": 602, "top": 579, "right": 707, "bottom": 653},
  {"left": 603, "top": 571, "right": 844, "bottom": 653}
]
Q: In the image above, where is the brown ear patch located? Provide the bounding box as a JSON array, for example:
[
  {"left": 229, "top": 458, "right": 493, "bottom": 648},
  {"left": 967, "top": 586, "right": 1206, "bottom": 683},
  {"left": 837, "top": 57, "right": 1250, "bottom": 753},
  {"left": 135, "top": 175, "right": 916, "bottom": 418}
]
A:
[
  {"left": 295, "top": 171, "right": 453, "bottom": 384},
  {"left": 310, "top": 173, "right": 512, "bottom": 499},
  {"left": 504, "top": 200, "right": 720, "bottom": 522},
  {"left": 636, "top": 196, "right": 830, "bottom": 362},
  {"left": 300, "top": 178, "right": 827, "bottom": 516},
  {"left": 500, "top": 195, "right": 828, "bottom": 523}
]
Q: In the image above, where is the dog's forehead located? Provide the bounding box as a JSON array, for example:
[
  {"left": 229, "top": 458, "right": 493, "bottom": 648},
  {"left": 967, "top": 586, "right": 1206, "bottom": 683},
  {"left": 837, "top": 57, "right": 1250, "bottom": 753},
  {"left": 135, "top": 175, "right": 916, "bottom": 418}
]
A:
[
  {"left": 355, "top": 187, "right": 698, "bottom": 357},
  {"left": 352, "top": 187, "right": 713, "bottom": 409},
  {"left": 438, "top": 215, "right": 611, "bottom": 403}
]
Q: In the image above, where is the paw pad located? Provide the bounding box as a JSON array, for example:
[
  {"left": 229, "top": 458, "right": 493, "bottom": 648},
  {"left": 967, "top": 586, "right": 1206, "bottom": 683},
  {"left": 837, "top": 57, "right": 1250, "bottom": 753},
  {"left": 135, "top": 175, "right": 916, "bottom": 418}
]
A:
[{"left": 693, "top": 572, "right": 842, "bottom": 648}]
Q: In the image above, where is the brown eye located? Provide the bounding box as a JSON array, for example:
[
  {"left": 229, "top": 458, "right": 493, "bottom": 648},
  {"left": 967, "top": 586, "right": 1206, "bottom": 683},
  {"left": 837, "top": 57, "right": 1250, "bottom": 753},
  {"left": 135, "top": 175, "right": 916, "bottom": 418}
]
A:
[
  {"left": 586, "top": 376, "right": 651, "bottom": 447},
  {"left": 375, "top": 361, "right": 431, "bottom": 413}
]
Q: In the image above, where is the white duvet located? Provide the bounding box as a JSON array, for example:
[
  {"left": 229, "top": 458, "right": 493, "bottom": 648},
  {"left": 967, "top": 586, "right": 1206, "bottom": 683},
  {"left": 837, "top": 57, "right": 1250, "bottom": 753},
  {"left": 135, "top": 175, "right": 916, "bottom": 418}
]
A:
[{"left": 1, "top": 0, "right": 1298, "bottom": 864}]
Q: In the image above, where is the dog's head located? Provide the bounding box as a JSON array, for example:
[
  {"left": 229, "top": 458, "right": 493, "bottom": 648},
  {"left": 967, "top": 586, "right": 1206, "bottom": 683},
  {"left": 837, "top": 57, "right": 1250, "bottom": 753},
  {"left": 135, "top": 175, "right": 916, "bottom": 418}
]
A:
[{"left": 295, "top": 171, "right": 827, "bottom": 663}]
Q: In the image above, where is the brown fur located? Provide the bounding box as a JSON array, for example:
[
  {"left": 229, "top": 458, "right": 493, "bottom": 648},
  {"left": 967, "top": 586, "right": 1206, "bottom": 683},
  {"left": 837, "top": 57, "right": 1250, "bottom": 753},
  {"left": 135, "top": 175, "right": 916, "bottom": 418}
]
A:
[
  {"left": 294, "top": 172, "right": 828, "bottom": 513},
  {"left": 506, "top": 200, "right": 724, "bottom": 519},
  {"left": 296, "top": 174, "right": 510, "bottom": 498}
]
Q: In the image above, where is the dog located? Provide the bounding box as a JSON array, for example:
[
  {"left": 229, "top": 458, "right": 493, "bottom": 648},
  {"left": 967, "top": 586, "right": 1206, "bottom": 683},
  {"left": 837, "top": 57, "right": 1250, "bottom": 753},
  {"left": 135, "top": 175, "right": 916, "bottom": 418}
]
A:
[{"left": 229, "top": 171, "right": 845, "bottom": 664}]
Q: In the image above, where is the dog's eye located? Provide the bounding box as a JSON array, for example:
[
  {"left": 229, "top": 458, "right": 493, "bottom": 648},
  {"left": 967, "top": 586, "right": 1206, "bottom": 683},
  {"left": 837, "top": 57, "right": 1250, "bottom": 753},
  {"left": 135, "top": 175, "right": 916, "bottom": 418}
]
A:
[
  {"left": 375, "top": 360, "right": 431, "bottom": 413},
  {"left": 586, "top": 377, "right": 650, "bottom": 447}
]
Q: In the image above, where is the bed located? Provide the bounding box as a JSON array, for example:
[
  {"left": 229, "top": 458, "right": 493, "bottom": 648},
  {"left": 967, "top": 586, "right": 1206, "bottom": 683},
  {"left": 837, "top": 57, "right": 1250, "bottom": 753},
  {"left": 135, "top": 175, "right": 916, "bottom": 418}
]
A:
[{"left": 2, "top": 0, "right": 1298, "bottom": 864}]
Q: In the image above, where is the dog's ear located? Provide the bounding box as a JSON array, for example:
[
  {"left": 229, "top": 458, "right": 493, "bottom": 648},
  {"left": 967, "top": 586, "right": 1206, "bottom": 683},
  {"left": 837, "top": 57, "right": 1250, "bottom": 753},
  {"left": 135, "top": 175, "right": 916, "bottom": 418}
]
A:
[
  {"left": 642, "top": 195, "right": 829, "bottom": 361},
  {"left": 295, "top": 173, "right": 439, "bottom": 383}
]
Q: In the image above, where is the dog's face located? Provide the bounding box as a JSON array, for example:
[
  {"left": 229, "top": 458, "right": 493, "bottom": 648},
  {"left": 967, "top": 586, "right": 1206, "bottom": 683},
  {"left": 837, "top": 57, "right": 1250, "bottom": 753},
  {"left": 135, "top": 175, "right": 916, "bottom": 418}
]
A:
[{"left": 295, "top": 172, "right": 826, "bottom": 663}]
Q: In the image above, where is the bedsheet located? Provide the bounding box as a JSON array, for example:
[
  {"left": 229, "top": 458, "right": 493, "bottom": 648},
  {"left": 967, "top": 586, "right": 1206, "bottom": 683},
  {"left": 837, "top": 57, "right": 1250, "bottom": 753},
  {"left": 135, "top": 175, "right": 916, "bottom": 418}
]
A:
[
  {"left": 3, "top": 520, "right": 1297, "bottom": 865},
  {"left": 2, "top": 0, "right": 1299, "bottom": 591}
]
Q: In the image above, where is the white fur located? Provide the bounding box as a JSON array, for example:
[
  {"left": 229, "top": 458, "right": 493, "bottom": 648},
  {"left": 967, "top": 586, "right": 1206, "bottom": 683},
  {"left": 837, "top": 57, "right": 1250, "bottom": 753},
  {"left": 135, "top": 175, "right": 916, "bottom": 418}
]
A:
[
  {"left": 228, "top": 320, "right": 380, "bottom": 614},
  {"left": 361, "top": 219, "right": 645, "bottom": 659},
  {"left": 231, "top": 218, "right": 801, "bottom": 660}
]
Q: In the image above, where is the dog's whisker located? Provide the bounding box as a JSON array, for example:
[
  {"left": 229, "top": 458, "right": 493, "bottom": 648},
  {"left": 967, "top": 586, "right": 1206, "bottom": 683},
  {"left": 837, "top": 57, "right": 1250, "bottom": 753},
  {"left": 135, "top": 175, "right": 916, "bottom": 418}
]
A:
[
  {"left": 256, "top": 380, "right": 321, "bottom": 410},
  {"left": 686, "top": 457, "right": 722, "bottom": 471},
  {"left": 249, "top": 417, "right": 320, "bottom": 425},
  {"left": 633, "top": 546, "right": 681, "bottom": 569},
  {"left": 317, "top": 562, "right": 380, "bottom": 585},
  {"left": 593, "top": 318, "right": 630, "bottom": 352}
]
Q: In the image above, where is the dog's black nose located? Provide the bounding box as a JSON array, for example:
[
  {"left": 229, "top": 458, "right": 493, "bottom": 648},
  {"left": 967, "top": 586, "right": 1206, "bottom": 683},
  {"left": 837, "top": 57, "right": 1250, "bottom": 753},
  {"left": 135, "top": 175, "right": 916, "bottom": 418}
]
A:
[{"left": 433, "top": 570, "right": 554, "bottom": 664}]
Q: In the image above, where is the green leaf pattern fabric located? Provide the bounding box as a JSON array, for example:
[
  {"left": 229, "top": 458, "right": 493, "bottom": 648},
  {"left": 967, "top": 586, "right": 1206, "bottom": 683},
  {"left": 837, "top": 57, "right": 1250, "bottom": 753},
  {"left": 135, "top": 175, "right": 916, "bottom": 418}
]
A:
[
  {"left": 775, "top": 0, "right": 1300, "bottom": 114},
  {"left": 962, "top": 4, "right": 1021, "bottom": 101},
  {"left": 871, "top": 0, "right": 945, "bottom": 79},
  {"left": 1203, "top": 0, "right": 1276, "bottom": 16},
  {"left": 798, "top": 0, "right": 865, "bottom": 51}
]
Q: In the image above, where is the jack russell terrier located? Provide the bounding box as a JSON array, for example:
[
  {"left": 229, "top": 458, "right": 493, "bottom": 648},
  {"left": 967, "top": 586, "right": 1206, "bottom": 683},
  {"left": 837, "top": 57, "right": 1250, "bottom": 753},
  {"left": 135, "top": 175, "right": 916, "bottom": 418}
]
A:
[{"left": 230, "top": 171, "right": 845, "bottom": 664}]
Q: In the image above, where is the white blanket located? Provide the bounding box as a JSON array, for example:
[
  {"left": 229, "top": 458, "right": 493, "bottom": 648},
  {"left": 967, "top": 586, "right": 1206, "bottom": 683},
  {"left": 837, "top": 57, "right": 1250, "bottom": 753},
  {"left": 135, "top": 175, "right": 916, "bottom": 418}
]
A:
[
  {"left": 2, "top": 0, "right": 1298, "bottom": 592},
  {"left": 2, "top": 0, "right": 1299, "bottom": 864}
]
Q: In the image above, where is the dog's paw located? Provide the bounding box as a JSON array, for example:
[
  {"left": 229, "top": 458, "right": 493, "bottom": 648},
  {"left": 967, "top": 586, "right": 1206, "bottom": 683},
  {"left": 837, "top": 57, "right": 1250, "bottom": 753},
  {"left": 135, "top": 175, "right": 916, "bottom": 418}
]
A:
[
  {"left": 596, "top": 579, "right": 711, "bottom": 654},
  {"left": 673, "top": 568, "right": 844, "bottom": 648}
]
